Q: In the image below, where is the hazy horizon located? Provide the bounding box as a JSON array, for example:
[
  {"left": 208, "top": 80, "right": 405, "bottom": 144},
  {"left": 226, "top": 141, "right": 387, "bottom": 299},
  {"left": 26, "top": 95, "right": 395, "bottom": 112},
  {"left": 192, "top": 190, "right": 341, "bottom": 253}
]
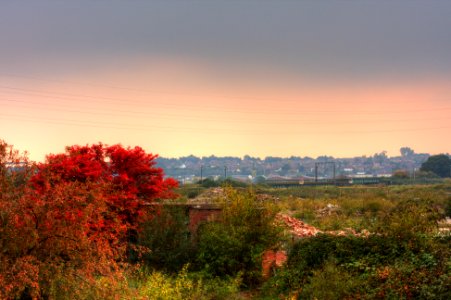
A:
[{"left": 1, "top": 1, "right": 450, "bottom": 162}]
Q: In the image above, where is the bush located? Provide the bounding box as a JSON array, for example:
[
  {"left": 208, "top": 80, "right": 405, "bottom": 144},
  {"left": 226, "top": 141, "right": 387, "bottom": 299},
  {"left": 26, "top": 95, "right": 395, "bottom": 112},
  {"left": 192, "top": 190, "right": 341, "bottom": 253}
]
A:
[
  {"left": 195, "top": 187, "right": 281, "bottom": 286},
  {"left": 136, "top": 265, "right": 243, "bottom": 300},
  {"left": 138, "top": 206, "right": 196, "bottom": 272},
  {"left": 264, "top": 233, "right": 450, "bottom": 299},
  {"left": 377, "top": 198, "right": 442, "bottom": 243},
  {"left": 263, "top": 194, "right": 451, "bottom": 299},
  {"left": 176, "top": 185, "right": 205, "bottom": 200},
  {"left": 298, "top": 259, "right": 367, "bottom": 299},
  {"left": 199, "top": 178, "right": 220, "bottom": 188}
]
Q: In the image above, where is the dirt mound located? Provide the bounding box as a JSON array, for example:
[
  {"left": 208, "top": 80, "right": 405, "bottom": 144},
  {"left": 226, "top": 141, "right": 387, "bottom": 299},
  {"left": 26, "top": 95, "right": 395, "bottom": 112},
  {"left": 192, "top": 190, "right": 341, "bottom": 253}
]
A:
[{"left": 188, "top": 187, "right": 225, "bottom": 203}]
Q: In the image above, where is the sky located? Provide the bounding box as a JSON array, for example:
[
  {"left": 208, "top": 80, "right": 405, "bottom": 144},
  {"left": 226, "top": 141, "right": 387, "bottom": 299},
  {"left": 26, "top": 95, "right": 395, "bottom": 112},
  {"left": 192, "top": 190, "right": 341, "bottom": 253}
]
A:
[{"left": 1, "top": 0, "right": 450, "bottom": 162}]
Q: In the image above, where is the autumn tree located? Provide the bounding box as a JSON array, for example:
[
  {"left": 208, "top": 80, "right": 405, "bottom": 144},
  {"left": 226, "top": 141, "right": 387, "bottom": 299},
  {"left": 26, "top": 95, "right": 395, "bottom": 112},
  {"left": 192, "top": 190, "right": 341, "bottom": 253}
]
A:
[
  {"left": 0, "top": 142, "right": 178, "bottom": 299},
  {"left": 0, "top": 140, "right": 38, "bottom": 298}
]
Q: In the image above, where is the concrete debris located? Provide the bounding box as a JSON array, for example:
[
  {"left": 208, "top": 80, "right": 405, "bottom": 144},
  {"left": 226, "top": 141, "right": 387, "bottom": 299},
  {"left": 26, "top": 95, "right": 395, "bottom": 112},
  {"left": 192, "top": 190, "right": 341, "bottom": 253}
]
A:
[
  {"left": 276, "top": 213, "right": 370, "bottom": 238},
  {"left": 316, "top": 203, "right": 340, "bottom": 216},
  {"left": 275, "top": 213, "right": 321, "bottom": 237}
]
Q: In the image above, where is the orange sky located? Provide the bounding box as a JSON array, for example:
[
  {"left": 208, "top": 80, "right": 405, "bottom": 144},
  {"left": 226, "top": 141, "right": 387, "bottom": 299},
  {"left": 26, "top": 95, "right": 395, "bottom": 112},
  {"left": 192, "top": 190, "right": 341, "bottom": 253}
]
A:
[
  {"left": 1, "top": 1, "right": 450, "bottom": 162},
  {"left": 1, "top": 58, "right": 450, "bottom": 162}
]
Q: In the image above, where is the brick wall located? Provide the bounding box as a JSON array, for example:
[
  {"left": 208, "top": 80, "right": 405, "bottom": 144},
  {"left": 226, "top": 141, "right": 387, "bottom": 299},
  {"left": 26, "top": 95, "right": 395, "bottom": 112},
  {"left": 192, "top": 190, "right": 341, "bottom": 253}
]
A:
[{"left": 188, "top": 208, "right": 222, "bottom": 234}]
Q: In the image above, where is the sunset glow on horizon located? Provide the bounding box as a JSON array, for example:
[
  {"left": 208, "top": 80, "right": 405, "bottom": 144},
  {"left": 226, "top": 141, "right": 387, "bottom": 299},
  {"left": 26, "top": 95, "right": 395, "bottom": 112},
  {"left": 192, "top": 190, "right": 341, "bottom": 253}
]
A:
[{"left": 1, "top": 1, "right": 450, "bottom": 161}]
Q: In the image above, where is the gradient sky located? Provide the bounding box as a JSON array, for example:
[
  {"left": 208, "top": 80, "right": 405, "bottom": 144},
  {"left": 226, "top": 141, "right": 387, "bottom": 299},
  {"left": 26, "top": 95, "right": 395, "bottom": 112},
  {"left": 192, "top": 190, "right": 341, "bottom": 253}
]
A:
[{"left": 1, "top": 0, "right": 450, "bottom": 162}]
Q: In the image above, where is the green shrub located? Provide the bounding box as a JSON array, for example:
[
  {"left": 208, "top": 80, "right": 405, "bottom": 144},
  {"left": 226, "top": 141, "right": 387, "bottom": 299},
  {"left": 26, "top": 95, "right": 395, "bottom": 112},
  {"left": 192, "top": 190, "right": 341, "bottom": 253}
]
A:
[
  {"left": 298, "top": 259, "right": 368, "bottom": 300},
  {"left": 199, "top": 178, "right": 220, "bottom": 188},
  {"left": 187, "top": 190, "right": 200, "bottom": 199},
  {"left": 195, "top": 187, "right": 281, "bottom": 287},
  {"left": 377, "top": 198, "right": 442, "bottom": 244},
  {"left": 176, "top": 185, "right": 205, "bottom": 200},
  {"left": 264, "top": 233, "right": 450, "bottom": 298},
  {"left": 47, "top": 274, "right": 131, "bottom": 300},
  {"left": 138, "top": 206, "right": 196, "bottom": 272},
  {"left": 136, "top": 266, "right": 243, "bottom": 300}
]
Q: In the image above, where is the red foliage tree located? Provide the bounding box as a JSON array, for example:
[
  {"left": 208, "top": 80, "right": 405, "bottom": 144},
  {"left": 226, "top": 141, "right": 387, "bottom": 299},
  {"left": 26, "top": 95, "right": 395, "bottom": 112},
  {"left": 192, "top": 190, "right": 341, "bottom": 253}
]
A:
[
  {"left": 32, "top": 143, "right": 178, "bottom": 228},
  {"left": 0, "top": 142, "right": 178, "bottom": 298}
]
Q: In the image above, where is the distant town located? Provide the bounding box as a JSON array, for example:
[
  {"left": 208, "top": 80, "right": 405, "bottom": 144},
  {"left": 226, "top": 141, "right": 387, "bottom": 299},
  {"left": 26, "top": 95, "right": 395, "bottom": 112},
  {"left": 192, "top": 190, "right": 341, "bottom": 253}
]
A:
[{"left": 157, "top": 147, "right": 447, "bottom": 184}]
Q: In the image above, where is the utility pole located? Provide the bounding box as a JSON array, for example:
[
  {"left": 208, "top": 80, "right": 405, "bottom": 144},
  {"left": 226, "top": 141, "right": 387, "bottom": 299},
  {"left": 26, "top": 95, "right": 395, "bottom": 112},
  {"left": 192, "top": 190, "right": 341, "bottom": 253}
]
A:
[
  {"left": 315, "top": 161, "right": 336, "bottom": 184},
  {"left": 315, "top": 163, "right": 318, "bottom": 182},
  {"left": 200, "top": 165, "right": 203, "bottom": 183},
  {"left": 224, "top": 166, "right": 227, "bottom": 179},
  {"left": 333, "top": 163, "right": 336, "bottom": 184}
]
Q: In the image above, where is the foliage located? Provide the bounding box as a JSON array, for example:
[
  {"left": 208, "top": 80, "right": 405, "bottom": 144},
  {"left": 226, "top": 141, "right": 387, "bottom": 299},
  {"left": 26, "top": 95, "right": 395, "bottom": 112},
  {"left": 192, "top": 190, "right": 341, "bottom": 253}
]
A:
[
  {"left": 0, "top": 142, "right": 178, "bottom": 299},
  {"left": 264, "top": 234, "right": 450, "bottom": 299},
  {"left": 136, "top": 265, "right": 243, "bottom": 300},
  {"left": 198, "top": 178, "right": 220, "bottom": 188},
  {"left": 31, "top": 143, "right": 178, "bottom": 227},
  {"left": 262, "top": 193, "right": 451, "bottom": 299},
  {"left": 176, "top": 184, "right": 205, "bottom": 200},
  {"left": 196, "top": 187, "right": 281, "bottom": 286},
  {"left": 0, "top": 140, "right": 37, "bottom": 298},
  {"left": 138, "top": 206, "right": 197, "bottom": 272},
  {"left": 297, "top": 259, "right": 367, "bottom": 299},
  {"left": 421, "top": 154, "right": 451, "bottom": 178},
  {"left": 0, "top": 140, "right": 34, "bottom": 193},
  {"left": 376, "top": 198, "right": 442, "bottom": 242}
]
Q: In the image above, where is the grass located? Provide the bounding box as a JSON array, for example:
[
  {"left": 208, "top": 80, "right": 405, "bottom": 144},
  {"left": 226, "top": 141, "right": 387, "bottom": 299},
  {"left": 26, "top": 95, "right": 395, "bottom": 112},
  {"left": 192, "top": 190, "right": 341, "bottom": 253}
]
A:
[{"left": 259, "top": 183, "right": 450, "bottom": 232}]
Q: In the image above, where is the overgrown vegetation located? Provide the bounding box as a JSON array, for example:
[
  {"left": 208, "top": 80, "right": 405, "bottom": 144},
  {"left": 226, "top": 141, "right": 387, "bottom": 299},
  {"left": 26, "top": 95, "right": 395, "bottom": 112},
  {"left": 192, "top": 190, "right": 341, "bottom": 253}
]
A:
[
  {"left": 1, "top": 140, "right": 450, "bottom": 299},
  {"left": 259, "top": 184, "right": 451, "bottom": 299},
  {"left": 263, "top": 233, "right": 450, "bottom": 299},
  {"left": 138, "top": 206, "right": 196, "bottom": 272},
  {"left": 133, "top": 266, "right": 243, "bottom": 300},
  {"left": 195, "top": 187, "right": 282, "bottom": 287}
]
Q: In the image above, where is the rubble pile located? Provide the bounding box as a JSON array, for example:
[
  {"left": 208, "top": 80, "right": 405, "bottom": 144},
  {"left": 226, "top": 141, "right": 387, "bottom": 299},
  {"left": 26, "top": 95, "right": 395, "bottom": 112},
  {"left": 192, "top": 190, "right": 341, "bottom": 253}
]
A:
[
  {"left": 276, "top": 213, "right": 370, "bottom": 238},
  {"left": 316, "top": 203, "right": 340, "bottom": 216},
  {"left": 275, "top": 213, "right": 322, "bottom": 237}
]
